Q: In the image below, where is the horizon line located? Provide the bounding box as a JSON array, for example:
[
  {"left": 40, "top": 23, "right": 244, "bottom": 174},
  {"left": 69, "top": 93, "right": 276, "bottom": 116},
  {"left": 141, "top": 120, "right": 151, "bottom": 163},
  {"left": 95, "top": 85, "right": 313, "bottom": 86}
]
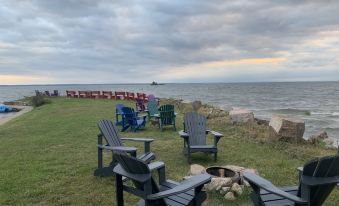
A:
[{"left": 1, "top": 80, "right": 339, "bottom": 86}]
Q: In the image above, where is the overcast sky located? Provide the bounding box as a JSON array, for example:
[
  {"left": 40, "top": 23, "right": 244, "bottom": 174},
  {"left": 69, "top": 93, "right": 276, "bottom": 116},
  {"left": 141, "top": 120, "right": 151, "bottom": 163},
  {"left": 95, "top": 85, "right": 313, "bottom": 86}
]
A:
[{"left": 1, "top": 0, "right": 339, "bottom": 84}]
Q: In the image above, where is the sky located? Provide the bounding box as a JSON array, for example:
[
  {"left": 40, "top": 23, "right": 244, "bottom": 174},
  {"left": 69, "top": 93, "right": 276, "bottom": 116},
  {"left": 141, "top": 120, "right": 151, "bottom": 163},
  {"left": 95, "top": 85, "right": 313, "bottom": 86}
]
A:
[{"left": 0, "top": 0, "right": 339, "bottom": 85}]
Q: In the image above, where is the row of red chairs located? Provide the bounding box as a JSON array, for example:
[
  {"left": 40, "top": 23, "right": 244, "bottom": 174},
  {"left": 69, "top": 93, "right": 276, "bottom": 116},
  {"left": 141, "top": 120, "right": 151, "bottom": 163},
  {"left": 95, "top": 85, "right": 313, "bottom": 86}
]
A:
[{"left": 65, "top": 90, "right": 148, "bottom": 101}]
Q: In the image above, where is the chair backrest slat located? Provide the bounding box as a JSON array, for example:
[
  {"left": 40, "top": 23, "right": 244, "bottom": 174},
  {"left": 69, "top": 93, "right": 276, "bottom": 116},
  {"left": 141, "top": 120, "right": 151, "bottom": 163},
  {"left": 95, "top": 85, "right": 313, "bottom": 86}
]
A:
[
  {"left": 184, "top": 112, "right": 206, "bottom": 146},
  {"left": 97, "top": 120, "right": 123, "bottom": 146}
]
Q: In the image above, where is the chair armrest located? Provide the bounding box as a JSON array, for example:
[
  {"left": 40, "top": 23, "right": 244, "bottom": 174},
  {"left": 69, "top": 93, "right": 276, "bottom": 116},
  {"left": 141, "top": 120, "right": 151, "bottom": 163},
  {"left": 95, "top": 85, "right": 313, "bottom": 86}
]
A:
[
  {"left": 148, "top": 161, "right": 165, "bottom": 171},
  {"left": 243, "top": 172, "right": 307, "bottom": 204},
  {"left": 121, "top": 137, "right": 154, "bottom": 153},
  {"left": 121, "top": 138, "right": 154, "bottom": 143},
  {"left": 209, "top": 130, "right": 223, "bottom": 137},
  {"left": 113, "top": 164, "right": 151, "bottom": 183},
  {"left": 301, "top": 175, "right": 339, "bottom": 186},
  {"left": 147, "top": 174, "right": 211, "bottom": 200},
  {"left": 179, "top": 130, "right": 189, "bottom": 138}
]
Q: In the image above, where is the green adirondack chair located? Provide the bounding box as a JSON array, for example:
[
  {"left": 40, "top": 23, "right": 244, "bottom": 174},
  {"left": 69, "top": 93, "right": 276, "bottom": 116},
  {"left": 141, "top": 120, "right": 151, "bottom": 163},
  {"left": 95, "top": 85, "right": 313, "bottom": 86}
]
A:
[
  {"left": 158, "top": 104, "right": 176, "bottom": 131},
  {"left": 147, "top": 100, "right": 159, "bottom": 121}
]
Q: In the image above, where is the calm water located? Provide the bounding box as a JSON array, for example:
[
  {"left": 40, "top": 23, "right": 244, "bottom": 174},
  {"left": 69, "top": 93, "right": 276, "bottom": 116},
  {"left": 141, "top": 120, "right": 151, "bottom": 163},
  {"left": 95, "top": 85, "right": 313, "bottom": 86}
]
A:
[{"left": 1, "top": 82, "right": 339, "bottom": 139}]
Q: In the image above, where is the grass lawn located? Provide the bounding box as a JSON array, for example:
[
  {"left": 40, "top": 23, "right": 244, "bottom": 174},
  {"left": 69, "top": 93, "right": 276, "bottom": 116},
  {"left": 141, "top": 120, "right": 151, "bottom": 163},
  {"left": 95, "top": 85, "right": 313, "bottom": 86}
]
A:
[{"left": 0, "top": 97, "right": 338, "bottom": 205}]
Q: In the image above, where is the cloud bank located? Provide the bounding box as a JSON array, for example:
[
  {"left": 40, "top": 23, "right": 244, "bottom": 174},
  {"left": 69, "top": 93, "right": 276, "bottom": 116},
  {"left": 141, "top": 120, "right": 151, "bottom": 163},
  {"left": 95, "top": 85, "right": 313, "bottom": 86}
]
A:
[{"left": 0, "top": 0, "right": 339, "bottom": 84}]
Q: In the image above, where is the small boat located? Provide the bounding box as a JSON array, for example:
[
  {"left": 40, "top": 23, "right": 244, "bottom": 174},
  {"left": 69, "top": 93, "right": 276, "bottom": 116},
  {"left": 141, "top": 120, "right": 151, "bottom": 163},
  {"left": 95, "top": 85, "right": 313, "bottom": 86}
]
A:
[{"left": 150, "top": 81, "right": 165, "bottom": 86}]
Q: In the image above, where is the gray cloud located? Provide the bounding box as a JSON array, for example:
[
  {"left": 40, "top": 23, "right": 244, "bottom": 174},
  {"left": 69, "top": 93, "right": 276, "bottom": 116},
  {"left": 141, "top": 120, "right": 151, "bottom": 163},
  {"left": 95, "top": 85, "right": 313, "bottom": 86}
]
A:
[{"left": 0, "top": 0, "right": 339, "bottom": 84}]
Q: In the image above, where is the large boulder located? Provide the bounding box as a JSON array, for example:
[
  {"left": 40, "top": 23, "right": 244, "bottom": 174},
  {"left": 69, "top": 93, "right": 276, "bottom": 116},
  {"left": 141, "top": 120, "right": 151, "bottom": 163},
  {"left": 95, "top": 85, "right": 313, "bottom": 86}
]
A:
[
  {"left": 229, "top": 108, "right": 254, "bottom": 124},
  {"left": 269, "top": 115, "right": 305, "bottom": 141}
]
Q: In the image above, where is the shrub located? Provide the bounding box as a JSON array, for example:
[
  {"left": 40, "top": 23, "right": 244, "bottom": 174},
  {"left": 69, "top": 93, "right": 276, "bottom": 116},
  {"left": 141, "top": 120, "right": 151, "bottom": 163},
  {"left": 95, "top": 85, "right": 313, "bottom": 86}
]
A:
[{"left": 30, "top": 96, "right": 50, "bottom": 107}]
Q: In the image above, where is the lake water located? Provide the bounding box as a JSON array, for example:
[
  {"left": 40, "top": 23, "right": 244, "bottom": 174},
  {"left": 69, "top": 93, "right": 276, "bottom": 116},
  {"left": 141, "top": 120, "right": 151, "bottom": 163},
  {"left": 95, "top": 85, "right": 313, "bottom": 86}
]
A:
[{"left": 1, "top": 82, "right": 339, "bottom": 140}]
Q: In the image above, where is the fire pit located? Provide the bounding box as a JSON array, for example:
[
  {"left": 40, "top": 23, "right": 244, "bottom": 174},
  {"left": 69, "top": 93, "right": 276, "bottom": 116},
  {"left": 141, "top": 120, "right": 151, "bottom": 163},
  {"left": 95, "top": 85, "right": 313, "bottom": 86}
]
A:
[{"left": 206, "top": 166, "right": 240, "bottom": 183}]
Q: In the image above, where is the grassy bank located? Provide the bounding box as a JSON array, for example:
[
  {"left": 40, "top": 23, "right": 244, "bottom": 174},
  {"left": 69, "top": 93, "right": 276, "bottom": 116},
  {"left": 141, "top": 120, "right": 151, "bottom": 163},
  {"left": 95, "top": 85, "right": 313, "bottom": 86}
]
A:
[{"left": 0, "top": 97, "right": 338, "bottom": 205}]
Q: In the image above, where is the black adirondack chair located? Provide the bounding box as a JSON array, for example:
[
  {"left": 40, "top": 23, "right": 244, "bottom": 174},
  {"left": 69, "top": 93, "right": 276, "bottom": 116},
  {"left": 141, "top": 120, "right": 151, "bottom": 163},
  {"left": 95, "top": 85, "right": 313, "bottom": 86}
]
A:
[
  {"left": 158, "top": 104, "right": 176, "bottom": 131},
  {"left": 121, "top": 107, "right": 147, "bottom": 132},
  {"left": 244, "top": 155, "right": 339, "bottom": 206},
  {"left": 94, "top": 119, "right": 155, "bottom": 176},
  {"left": 179, "top": 112, "right": 223, "bottom": 163},
  {"left": 113, "top": 152, "right": 211, "bottom": 206}
]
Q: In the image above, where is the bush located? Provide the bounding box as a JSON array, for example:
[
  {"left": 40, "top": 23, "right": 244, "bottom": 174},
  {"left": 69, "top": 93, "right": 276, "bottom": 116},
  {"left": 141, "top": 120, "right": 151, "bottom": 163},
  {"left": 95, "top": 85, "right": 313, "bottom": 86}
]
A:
[{"left": 30, "top": 96, "right": 50, "bottom": 107}]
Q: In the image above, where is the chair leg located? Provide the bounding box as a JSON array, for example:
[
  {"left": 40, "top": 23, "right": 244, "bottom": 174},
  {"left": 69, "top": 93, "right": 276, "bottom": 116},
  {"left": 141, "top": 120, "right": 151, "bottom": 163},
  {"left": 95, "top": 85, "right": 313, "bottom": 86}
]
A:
[
  {"left": 116, "top": 174, "right": 124, "bottom": 206},
  {"left": 214, "top": 152, "right": 217, "bottom": 162},
  {"left": 188, "top": 151, "right": 191, "bottom": 164}
]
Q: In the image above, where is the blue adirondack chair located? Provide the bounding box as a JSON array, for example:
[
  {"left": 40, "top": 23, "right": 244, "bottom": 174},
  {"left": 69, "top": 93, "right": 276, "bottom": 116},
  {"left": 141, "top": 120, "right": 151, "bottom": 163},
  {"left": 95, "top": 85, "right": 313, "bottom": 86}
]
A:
[
  {"left": 115, "top": 104, "right": 125, "bottom": 126},
  {"left": 121, "top": 107, "right": 147, "bottom": 132}
]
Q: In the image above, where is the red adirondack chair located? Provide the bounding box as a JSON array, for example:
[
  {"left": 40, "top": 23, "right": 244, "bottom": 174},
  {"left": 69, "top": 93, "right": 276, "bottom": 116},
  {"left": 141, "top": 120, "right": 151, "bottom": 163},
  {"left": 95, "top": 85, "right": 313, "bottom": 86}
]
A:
[
  {"left": 136, "top": 93, "right": 147, "bottom": 101},
  {"left": 102, "top": 91, "right": 113, "bottom": 99},
  {"left": 91, "top": 91, "right": 101, "bottom": 99},
  {"left": 66, "top": 90, "right": 78, "bottom": 98},
  {"left": 79, "top": 91, "right": 91, "bottom": 98},
  {"left": 126, "top": 92, "right": 135, "bottom": 100},
  {"left": 115, "top": 91, "right": 126, "bottom": 100}
]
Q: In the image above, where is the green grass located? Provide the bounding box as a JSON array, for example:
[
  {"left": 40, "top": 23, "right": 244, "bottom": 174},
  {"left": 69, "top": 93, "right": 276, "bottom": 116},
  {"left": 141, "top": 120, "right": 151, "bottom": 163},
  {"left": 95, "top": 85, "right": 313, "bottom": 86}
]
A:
[{"left": 0, "top": 97, "right": 338, "bottom": 205}]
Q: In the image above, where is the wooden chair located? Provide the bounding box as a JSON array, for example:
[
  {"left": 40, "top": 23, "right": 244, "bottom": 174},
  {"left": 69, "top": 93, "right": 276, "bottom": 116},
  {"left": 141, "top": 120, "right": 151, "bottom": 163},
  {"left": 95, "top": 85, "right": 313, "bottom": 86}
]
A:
[
  {"left": 121, "top": 107, "right": 147, "bottom": 132},
  {"left": 115, "top": 104, "right": 125, "bottom": 126},
  {"left": 66, "top": 90, "right": 78, "bottom": 98},
  {"left": 102, "top": 91, "right": 113, "bottom": 99},
  {"left": 244, "top": 155, "right": 339, "bottom": 206},
  {"left": 44, "top": 91, "right": 51, "bottom": 96},
  {"left": 126, "top": 92, "right": 135, "bottom": 100},
  {"left": 115, "top": 91, "right": 126, "bottom": 100},
  {"left": 51, "top": 90, "right": 59, "bottom": 96},
  {"left": 158, "top": 104, "right": 176, "bottom": 131},
  {"left": 137, "top": 93, "right": 147, "bottom": 101},
  {"left": 136, "top": 98, "right": 146, "bottom": 112},
  {"left": 94, "top": 119, "right": 155, "bottom": 177},
  {"left": 91, "top": 91, "right": 101, "bottom": 99},
  {"left": 147, "top": 94, "right": 160, "bottom": 105},
  {"left": 147, "top": 100, "right": 159, "bottom": 120},
  {"left": 78, "top": 91, "right": 91, "bottom": 98},
  {"left": 179, "top": 112, "right": 223, "bottom": 163},
  {"left": 113, "top": 152, "right": 211, "bottom": 206}
]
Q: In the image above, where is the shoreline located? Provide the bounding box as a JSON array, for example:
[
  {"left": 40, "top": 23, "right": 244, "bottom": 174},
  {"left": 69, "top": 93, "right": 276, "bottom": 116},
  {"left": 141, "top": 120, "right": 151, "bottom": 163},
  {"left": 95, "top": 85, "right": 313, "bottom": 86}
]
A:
[{"left": 0, "top": 106, "right": 33, "bottom": 126}]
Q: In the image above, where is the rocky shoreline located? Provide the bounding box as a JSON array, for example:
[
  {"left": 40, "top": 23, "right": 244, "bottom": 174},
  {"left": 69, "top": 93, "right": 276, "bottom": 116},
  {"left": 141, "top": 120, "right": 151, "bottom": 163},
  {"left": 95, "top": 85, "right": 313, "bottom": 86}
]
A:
[{"left": 166, "top": 98, "right": 338, "bottom": 150}]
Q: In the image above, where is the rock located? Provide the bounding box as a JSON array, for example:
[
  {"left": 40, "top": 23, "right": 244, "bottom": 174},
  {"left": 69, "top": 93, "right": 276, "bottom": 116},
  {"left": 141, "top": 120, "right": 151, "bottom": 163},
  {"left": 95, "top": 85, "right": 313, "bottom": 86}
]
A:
[
  {"left": 231, "top": 183, "right": 243, "bottom": 195},
  {"left": 192, "top": 101, "right": 202, "bottom": 112},
  {"left": 309, "top": 131, "right": 329, "bottom": 144},
  {"left": 323, "top": 138, "right": 338, "bottom": 149},
  {"left": 229, "top": 108, "right": 254, "bottom": 124},
  {"left": 223, "top": 165, "right": 245, "bottom": 173},
  {"left": 189, "top": 164, "right": 205, "bottom": 176},
  {"left": 224, "top": 192, "right": 236, "bottom": 201},
  {"left": 206, "top": 177, "right": 233, "bottom": 191},
  {"left": 269, "top": 115, "right": 305, "bottom": 141},
  {"left": 219, "top": 187, "right": 231, "bottom": 195}
]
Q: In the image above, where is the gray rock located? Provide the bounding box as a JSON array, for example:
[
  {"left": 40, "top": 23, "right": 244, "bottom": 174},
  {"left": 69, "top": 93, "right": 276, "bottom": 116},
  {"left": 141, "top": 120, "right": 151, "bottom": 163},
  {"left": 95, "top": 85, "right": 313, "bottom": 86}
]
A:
[
  {"left": 269, "top": 115, "right": 305, "bottom": 141},
  {"left": 189, "top": 164, "right": 205, "bottom": 176},
  {"left": 224, "top": 192, "right": 236, "bottom": 201},
  {"left": 229, "top": 108, "right": 254, "bottom": 124},
  {"left": 205, "top": 177, "right": 233, "bottom": 191},
  {"left": 219, "top": 187, "right": 231, "bottom": 195},
  {"left": 231, "top": 183, "right": 243, "bottom": 195}
]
